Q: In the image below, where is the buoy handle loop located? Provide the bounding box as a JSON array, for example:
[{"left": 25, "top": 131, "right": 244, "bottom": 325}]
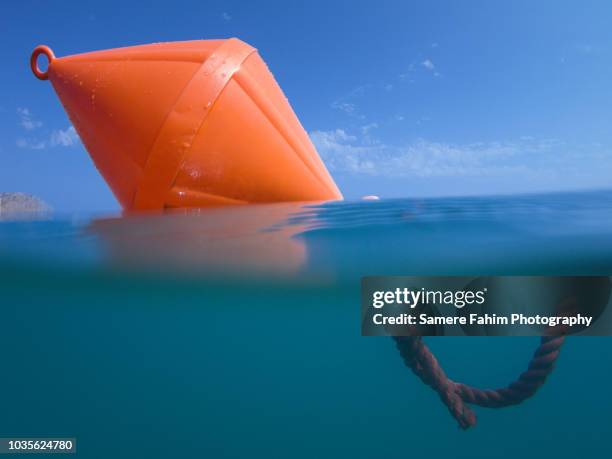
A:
[{"left": 31, "top": 45, "right": 55, "bottom": 80}]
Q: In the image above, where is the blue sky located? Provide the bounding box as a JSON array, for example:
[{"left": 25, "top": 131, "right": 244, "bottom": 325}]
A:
[{"left": 1, "top": 0, "right": 611, "bottom": 211}]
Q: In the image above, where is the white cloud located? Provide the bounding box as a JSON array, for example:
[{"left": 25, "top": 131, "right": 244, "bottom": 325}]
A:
[
  {"left": 331, "top": 101, "right": 357, "bottom": 115},
  {"left": 416, "top": 116, "right": 431, "bottom": 126},
  {"left": 310, "top": 129, "right": 356, "bottom": 146},
  {"left": 310, "top": 130, "right": 376, "bottom": 174},
  {"left": 330, "top": 85, "right": 372, "bottom": 119},
  {"left": 360, "top": 123, "right": 379, "bottom": 135},
  {"left": 310, "top": 128, "right": 568, "bottom": 179},
  {"left": 16, "top": 125, "right": 80, "bottom": 150},
  {"left": 50, "top": 126, "right": 79, "bottom": 147},
  {"left": 16, "top": 138, "right": 46, "bottom": 150},
  {"left": 222, "top": 12, "right": 232, "bottom": 21},
  {"left": 422, "top": 59, "right": 435, "bottom": 71},
  {"left": 17, "top": 107, "right": 42, "bottom": 130}
]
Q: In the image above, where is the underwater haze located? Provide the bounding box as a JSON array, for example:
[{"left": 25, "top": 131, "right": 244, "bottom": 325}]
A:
[{"left": 1, "top": 190, "right": 612, "bottom": 458}]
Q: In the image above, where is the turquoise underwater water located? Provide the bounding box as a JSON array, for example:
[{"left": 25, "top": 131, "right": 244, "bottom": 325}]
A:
[{"left": 1, "top": 190, "right": 612, "bottom": 458}]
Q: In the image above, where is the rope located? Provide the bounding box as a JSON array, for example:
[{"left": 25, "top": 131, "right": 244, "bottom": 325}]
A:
[{"left": 393, "top": 335, "right": 565, "bottom": 429}]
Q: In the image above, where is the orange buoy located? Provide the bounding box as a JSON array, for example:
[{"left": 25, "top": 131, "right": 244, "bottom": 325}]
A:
[{"left": 30, "top": 39, "right": 342, "bottom": 210}]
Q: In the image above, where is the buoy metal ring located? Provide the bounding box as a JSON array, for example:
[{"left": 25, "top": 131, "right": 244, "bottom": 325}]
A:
[{"left": 31, "top": 45, "right": 55, "bottom": 80}]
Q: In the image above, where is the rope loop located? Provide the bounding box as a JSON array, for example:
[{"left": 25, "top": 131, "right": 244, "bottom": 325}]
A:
[{"left": 394, "top": 335, "right": 565, "bottom": 429}]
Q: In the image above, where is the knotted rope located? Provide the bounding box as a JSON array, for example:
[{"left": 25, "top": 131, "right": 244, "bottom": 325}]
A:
[{"left": 394, "top": 335, "right": 565, "bottom": 429}]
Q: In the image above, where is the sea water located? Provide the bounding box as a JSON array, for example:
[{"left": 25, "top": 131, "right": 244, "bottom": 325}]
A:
[{"left": 0, "top": 190, "right": 611, "bottom": 458}]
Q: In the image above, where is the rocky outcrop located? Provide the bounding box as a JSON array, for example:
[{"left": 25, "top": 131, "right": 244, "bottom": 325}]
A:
[{"left": 0, "top": 192, "right": 52, "bottom": 219}]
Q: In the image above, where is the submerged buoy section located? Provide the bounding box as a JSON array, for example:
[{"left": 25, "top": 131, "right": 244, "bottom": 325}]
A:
[{"left": 31, "top": 39, "right": 342, "bottom": 210}]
